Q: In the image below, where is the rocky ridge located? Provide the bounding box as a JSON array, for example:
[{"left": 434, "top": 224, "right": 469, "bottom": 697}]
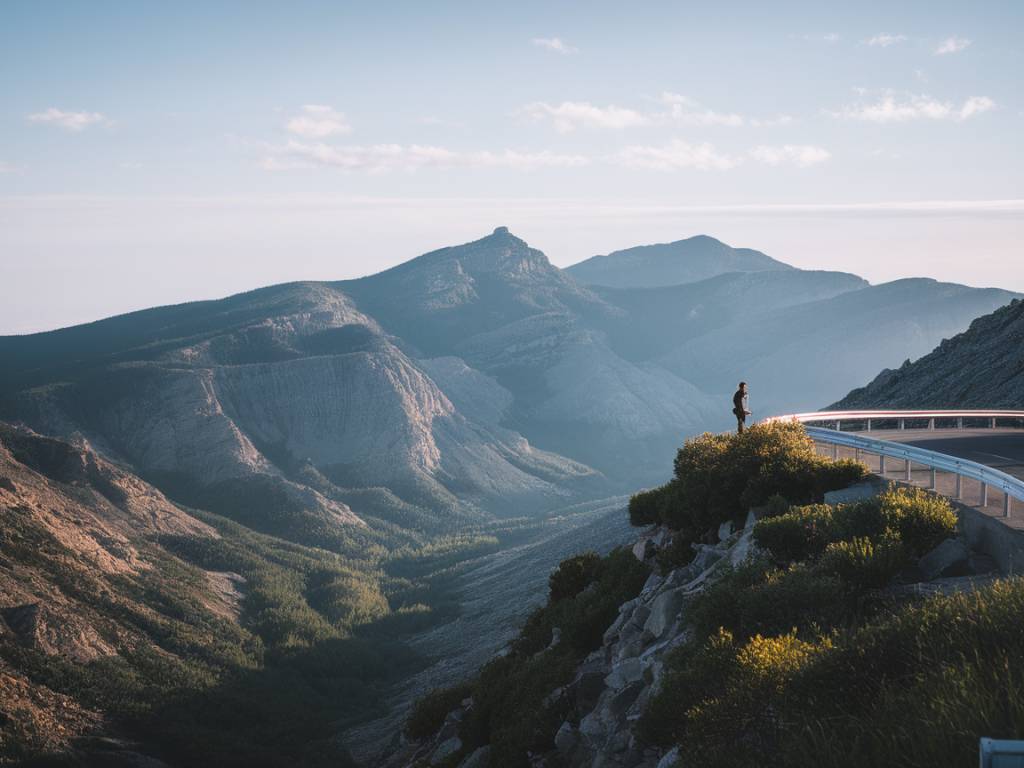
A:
[{"left": 833, "top": 297, "right": 1024, "bottom": 409}]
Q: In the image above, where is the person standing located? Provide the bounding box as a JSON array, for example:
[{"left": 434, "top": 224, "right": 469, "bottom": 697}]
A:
[{"left": 732, "top": 381, "right": 750, "bottom": 434}]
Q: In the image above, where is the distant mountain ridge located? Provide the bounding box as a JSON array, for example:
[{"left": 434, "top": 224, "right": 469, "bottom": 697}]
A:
[
  {"left": 566, "top": 234, "right": 792, "bottom": 288},
  {"left": 1, "top": 228, "right": 1017, "bottom": 545},
  {"left": 833, "top": 297, "right": 1024, "bottom": 409}
]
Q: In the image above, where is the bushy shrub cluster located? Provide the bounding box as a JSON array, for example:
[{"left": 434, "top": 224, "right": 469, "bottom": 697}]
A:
[
  {"left": 639, "top": 474, "right": 994, "bottom": 768},
  {"left": 644, "top": 575, "right": 1024, "bottom": 768},
  {"left": 548, "top": 551, "right": 602, "bottom": 602},
  {"left": 754, "top": 485, "right": 958, "bottom": 565},
  {"left": 404, "top": 682, "right": 474, "bottom": 740},
  {"left": 629, "top": 422, "right": 867, "bottom": 533}
]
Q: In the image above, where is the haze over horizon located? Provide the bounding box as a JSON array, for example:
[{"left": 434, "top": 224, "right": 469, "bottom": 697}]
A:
[{"left": 2, "top": 0, "right": 1022, "bottom": 333}]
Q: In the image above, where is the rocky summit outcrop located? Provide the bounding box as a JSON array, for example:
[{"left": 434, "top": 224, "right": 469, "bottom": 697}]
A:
[{"left": 833, "top": 297, "right": 1024, "bottom": 409}]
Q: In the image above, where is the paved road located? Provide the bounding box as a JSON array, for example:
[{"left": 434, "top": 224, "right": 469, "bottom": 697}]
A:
[{"left": 866, "top": 428, "right": 1024, "bottom": 481}]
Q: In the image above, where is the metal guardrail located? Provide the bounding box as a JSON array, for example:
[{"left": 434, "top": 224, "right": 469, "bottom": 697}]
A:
[{"left": 765, "top": 410, "right": 1024, "bottom": 517}]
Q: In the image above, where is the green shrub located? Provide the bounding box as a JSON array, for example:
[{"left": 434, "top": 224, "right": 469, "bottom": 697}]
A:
[
  {"left": 629, "top": 485, "right": 666, "bottom": 527},
  {"left": 639, "top": 627, "right": 739, "bottom": 746},
  {"left": 548, "top": 552, "right": 602, "bottom": 603},
  {"left": 689, "top": 560, "right": 848, "bottom": 642},
  {"left": 404, "top": 682, "right": 473, "bottom": 740},
  {"left": 764, "top": 493, "right": 790, "bottom": 518},
  {"left": 754, "top": 504, "right": 834, "bottom": 563},
  {"left": 754, "top": 486, "right": 957, "bottom": 571},
  {"left": 875, "top": 486, "right": 958, "bottom": 557},
  {"left": 816, "top": 536, "right": 904, "bottom": 589},
  {"left": 640, "top": 422, "right": 868, "bottom": 535},
  {"left": 655, "top": 531, "right": 696, "bottom": 573}
]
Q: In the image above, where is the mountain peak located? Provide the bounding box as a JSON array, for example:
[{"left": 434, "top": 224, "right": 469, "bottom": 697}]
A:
[
  {"left": 566, "top": 234, "right": 793, "bottom": 289},
  {"left": 492, "top": 226, "right": 510, "bottom": 236}
]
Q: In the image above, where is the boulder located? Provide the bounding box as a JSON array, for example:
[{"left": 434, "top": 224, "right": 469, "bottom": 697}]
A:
[
  {"left": 604, "top": 658, "right": 644, "bottom": 690},
  {"left": 717, "top": 520, "right": 732, "bottom": 542},
  {"left": 640, "top": 572, "right": 664, "bottom": 596},
  {"left": 431, "top": 736, "right": 462, "bottom": 765},
  {"left": 628, "top": 603, "right": 652, "bottom": 629},
  {"left": 574, "top": 664, "right": 608, "bottom": 712},
  {"left": 690, "top": 545, "right": 723, "bottom": 574},
  {"left": 919, "top": 538, "right": 970, "bottom": 580},
  {"left": 656, "top": 746, "right": 681, "bottom": 768},
  {"left": 607, "top": 681, "right": 645, "bottom": 720},
  {"left": 644, "top": 588, "right": 685, "bottom": 639},
  {"left": 458, "top": 746, "right": 491, "bottom": 768},
  {"left": 729, "top": 528, "right": 755, "bottom": 566},
  {"left": 554, "top": 722, "right": 577, "bottom": 756},
  {"left": 633, "top": 537, "right": 656, "bottom": 562},
  {"left": 824, "top": 479, "right": 883, "bottom": 505}
]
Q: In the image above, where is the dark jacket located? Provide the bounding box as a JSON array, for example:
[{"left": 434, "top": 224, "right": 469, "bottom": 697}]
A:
[{"left": 732, "top": 389, "right": 748, "bottom": 417}]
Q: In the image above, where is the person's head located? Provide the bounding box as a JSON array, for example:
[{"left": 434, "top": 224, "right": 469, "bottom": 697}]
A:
[{"left": 738, "top": 381, "right": 747, "bottom": 392}]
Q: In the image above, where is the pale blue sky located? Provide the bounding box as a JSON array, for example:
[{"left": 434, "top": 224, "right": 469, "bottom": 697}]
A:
[{"left": 1, "top": 1, "right": 1021, "bottom": 333}]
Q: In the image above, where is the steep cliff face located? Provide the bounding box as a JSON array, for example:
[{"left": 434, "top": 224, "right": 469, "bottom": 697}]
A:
[
  {"left": 833, "top": 297, "right": 1024, "bottom": 409},
  {"left": 1, "top": 275, "right": 599, "bottom": 544}
]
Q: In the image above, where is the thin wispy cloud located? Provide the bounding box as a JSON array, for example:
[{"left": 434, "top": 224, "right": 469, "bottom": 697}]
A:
[
  {"left": 613, "top": 140, "right": 742, "bottom": 171},
  {"left": 749, "top": 144, "right": 831, "bottom": 167},
  {"left": 27, "top": 108, "right": 106, "bottom": 131},
  {"left": 865, "top": 33, "right": 907, "bottom": 47},
  {"left": 286, "top": 105, "right": 351, "bottom": 138},
  {"left": 261, "top": 140, "right": 589, "bottom": 172},
  {"left": 750, "top": 115, "right": 795, "bottom": 127},
  {"left": 416, "top": 116, "right": 466, "bottom": 129},
  {"left": 658, "top": 92, "right": 744, "bottom": 127},
  {"left": 796, "top": 33, "right": 840, "bottom": 43},
  {"left": 531, "top": 37, "right": 578, "bottom": 55},
  {"left": 0, "top": 161, "right": 15, "bottom": 174},
  {"left": 524, "top": 95, "right": 764, "bottom": 132},
  {"left": 521, "top": 101, "right": 649, "bottom": 132},
  {"left": 935, "top": 36, "right": 971, "bottom": 55},
  {"left": 832, "top": 91, "right": 995, "bottom": 122}
]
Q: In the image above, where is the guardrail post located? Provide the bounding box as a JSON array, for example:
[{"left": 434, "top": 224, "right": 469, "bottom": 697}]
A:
[
  {"left": 990, "top": 417, "right": 997, "bottom": 428},
  {"left": 899, "top": 418, "right": 905, "bottom": 430},
  {"left": 957, "top": 417, "right": 963, "bottom": 429},
  {"left": 835, "top": 420, "right": 841, "bottom": 432},
  {"left": 880, "top": 455, "right": 886, "bottom": 474},
  {"left": 854, "top": 448, "right": 861, "bottom": 462},
  {"left": 1004, "top": 492, "right": 1012, "bottom": 518},
  {"left": 955, "top": 474, "right": 962, "bottom": 499},
  {"left": 982, "top": 483, "right": 989, "bottom": 507},
  {"left": 928, "top": 417, "right": 935, "bottom": 430},
  {"left": 866, "top": 418, "right": 872, "bottom": 431},
  {"left": 929, "top": 468, "right": 936, "bottom": 490},
  {"left": 905, "top": 459, "right": 912, "bottom": 482},
  {"left": 831, "top": 443, "right": 838, "bottom": 460}
]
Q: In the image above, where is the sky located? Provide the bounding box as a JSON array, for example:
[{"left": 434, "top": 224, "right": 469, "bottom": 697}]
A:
[{"left": 1, "top": 0, "right": 1022, "bottom": 334}]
